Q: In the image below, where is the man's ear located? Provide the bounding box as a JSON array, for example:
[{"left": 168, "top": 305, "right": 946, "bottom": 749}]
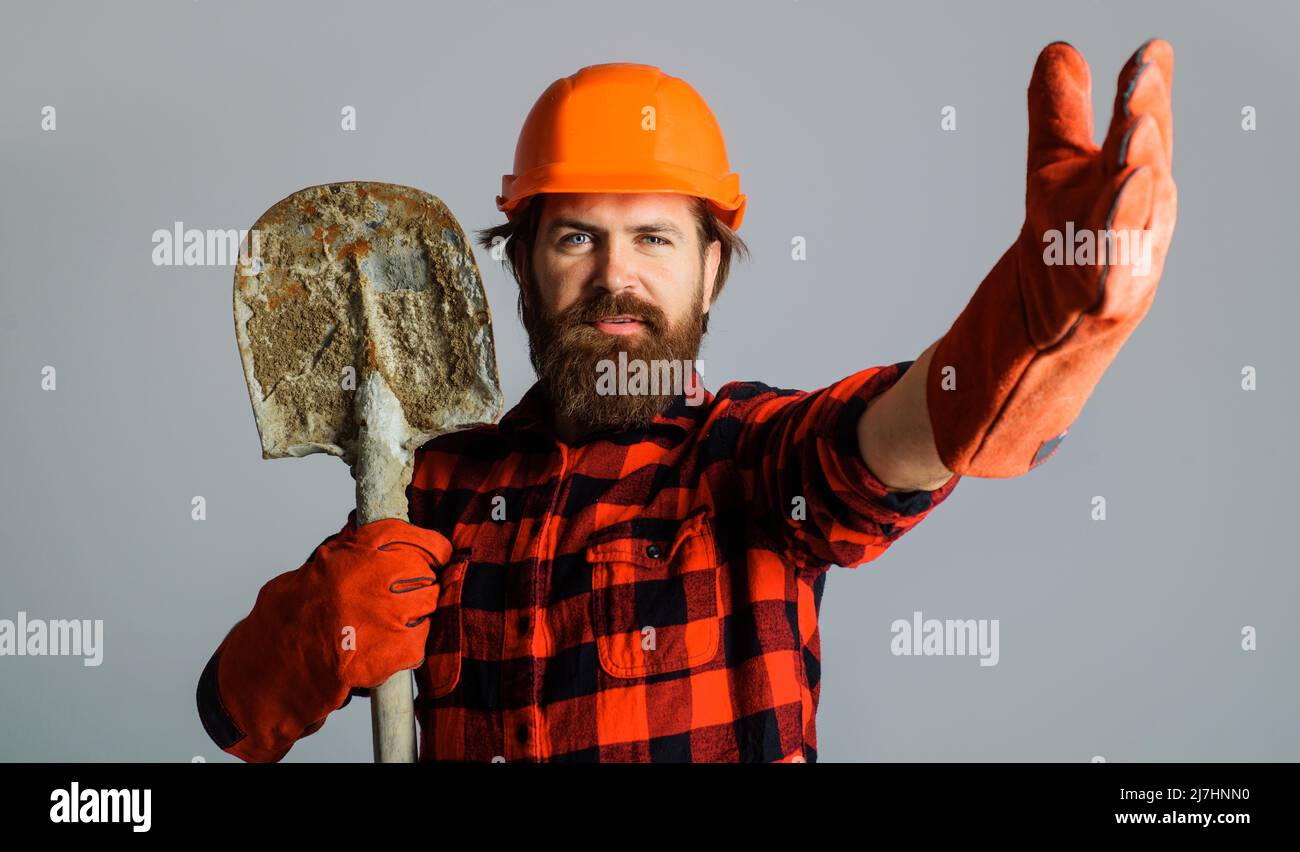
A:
[
  {"left": 702, "top": 239, "right": 721, "bottom": 313},
  {"left": 518, "top": 245, "right": 533, "bottom": 309}
]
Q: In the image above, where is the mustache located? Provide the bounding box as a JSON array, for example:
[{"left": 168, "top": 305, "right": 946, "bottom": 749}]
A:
[{"left": 556, "top": 292, "right": 666, "bottom": 330}]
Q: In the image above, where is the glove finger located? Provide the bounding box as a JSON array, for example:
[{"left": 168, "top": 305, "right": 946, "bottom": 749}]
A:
[
  {"left": 393, "top": 582, "right": 443, "bottom": 627},
  {"left": 400, "top": 597, "right": 442, "bottom": 629},
  {"left": 1112, "top": 112, "right": 1167, "bottom": 175},
  {"left": 1126, "top": 63, "right": 1173, "bottom": 167},
  {"left": 1103, "top": 40, "right": 1174, "bottom": 173},
  {"left": 1151, "top": 172, "right": 1178, "bottom": 253},
  {"left": 386, "top": 525, "right": 454, "bottom": 566},
  {"left": 1123, "top": 113, "right": 1164, "bottom": 173},
  {"left": 388, "top": 574, "right": 439, "bottom": 594},
  {"left": 1127, "top": 39, "right": 1174, "bottom": 166},
  {"left": 351, "top": 518, "right": 453, "bottom": 565},
  {"left": 377, "top": 538, "right": 451, "bottom": 570},
  {"left": 1094, "top": 166, "right": 1160, "bottom": 320},
  {"left": 1105, "top": 165, "right": 1153, "bottom": 242},
  {"left": 1027, "top": 41, "right": 1096, "bottom": 174}
]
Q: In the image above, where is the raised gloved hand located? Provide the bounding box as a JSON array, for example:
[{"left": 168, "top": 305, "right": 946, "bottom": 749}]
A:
[
  {"left": 927, "top": 39, "right": 1177, "bottom": 477},
  {"left": 197, "top": 512, "right": 451, "bottom": 762}
]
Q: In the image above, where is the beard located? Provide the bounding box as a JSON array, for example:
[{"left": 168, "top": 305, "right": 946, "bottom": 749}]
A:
[{"left": 522, "top": 271, "right": 706, "bottom": 436}]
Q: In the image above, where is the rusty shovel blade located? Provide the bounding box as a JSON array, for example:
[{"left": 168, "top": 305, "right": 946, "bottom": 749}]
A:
[{"left": 234, "top": 181, "right": 502, "bottom": 465}]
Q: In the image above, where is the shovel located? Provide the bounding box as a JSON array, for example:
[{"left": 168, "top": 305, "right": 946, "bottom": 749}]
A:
[{"left": 233, "top": 181, "right": 503, "bottom": 762}]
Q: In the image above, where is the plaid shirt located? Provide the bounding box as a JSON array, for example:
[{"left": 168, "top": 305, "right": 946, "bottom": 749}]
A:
[{"left": 404, "top": 359, "right": 960, "bottom": 762}]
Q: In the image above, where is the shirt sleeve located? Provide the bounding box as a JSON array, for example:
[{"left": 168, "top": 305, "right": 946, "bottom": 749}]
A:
[{"left": 717, "top": 360, "right": 961, "bottom": 575}]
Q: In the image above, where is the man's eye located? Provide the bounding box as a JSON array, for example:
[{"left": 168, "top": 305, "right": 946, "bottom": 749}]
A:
[
  {"left": 561, "top": 233, "right": 591, "bottom": 246},
  {"left": 642, "top": 235, "right": 669, "bottom": 246}
]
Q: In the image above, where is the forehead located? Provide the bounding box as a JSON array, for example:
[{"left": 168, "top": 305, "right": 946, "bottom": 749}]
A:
[{"left": 538, "top": 192, "right": 697, "bottom": 227}]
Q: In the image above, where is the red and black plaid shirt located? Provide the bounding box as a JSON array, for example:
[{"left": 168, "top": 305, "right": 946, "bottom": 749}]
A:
[{"left": 404, "top": 359, "right": 960, "bottom": 762}]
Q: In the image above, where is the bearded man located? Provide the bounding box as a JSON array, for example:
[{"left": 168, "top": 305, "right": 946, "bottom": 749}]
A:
[{"left": 199, "top": 42, "right": 1175, "bottom": 762}]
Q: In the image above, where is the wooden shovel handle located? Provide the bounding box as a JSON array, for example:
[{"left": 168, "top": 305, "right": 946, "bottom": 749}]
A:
[
  {"left": 368, "top": 672, "right": 417, "bottom": 763},
  {"left": 355, "top": 372, "right": 421, "bottom": 763}
]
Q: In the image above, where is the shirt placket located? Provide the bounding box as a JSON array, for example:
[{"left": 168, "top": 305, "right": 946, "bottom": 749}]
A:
[{"left": 502, "top": 439, "right": 570, "bottom": 762}]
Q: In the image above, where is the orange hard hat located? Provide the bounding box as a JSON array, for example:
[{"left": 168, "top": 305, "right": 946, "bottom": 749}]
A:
[{"left": 496, "top": 63, "right": 746, "bottom": 231}]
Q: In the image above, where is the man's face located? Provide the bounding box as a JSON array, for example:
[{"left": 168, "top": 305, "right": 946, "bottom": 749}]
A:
[{"left": 522, "top": 192, "right": 722, "bottom": 435}]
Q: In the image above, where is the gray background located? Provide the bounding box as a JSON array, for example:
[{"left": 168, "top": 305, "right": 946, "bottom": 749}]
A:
[{"left": 1, "top": 0, "right": 1295, "bottom": 762}]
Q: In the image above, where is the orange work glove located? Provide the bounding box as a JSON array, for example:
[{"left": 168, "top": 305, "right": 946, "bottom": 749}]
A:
[
  {"left": 196, "top": 512, "right": 451, "bottom": 762},
  {"left": 927, "top": 39, "right": 1177, "bottom": 477}
]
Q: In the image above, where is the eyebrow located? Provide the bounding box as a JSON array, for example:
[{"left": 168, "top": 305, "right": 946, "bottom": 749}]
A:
[{"left": 546, "top": 217, "right": 685, "bottom": 239}]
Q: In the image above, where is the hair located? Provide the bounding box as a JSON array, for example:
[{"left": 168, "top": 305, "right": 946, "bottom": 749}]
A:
[{"left": 474, "top": 195, "right": 749, "bottom": 335}]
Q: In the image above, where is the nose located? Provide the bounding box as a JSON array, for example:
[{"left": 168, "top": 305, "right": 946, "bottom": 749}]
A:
[{"left": 592, "top": 237, "right": 639, "bottom": 297}]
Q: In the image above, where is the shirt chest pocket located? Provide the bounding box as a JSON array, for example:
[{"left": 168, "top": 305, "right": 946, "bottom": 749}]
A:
[
  {"left": 586, "top": 510, "right": 721, "bottom": 679},
  {"left": 419, "top": 546, "right": 472, "bottom": 699}
]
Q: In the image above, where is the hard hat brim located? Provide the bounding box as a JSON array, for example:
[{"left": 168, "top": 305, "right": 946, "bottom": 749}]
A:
[{"left": 498, "top": 161, "right": 745, "bottom": 231}]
